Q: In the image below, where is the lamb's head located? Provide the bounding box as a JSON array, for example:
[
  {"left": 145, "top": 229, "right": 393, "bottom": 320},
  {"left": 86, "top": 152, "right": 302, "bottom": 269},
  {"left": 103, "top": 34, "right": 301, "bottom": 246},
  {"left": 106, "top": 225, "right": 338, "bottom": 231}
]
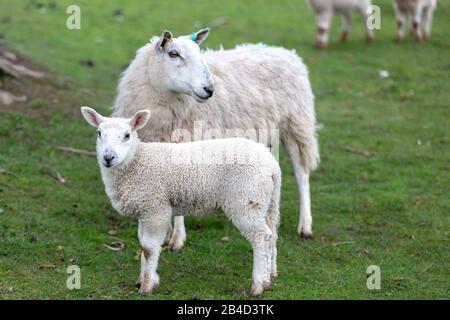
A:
[
  {"left": 81, "top": 107, "right": 151, "bottom": 169},
  {"left": 152, "top": 29, "right": 214, "bottom": 103}
]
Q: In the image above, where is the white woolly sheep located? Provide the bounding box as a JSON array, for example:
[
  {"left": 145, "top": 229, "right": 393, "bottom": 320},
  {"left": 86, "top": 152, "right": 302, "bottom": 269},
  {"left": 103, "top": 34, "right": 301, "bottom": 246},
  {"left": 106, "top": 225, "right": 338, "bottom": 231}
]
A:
[
  {"left": 113, "top": 29, "right": 319, "bottom": 251},
  {"left": 393, "top": 0, "right": 437, "bottom": 42},
  {"left": 81, "top": 106, "right": 282, "bottom": 296},
  {"left": 307, "top": 0, "right": 374, "bottom": 48}
]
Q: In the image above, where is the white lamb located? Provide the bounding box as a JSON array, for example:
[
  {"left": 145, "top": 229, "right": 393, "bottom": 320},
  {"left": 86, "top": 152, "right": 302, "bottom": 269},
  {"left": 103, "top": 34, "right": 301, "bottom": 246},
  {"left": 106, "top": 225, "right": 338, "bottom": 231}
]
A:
[
  {"left": 81, "top": 106, "right": 282, "bottom": 296},
  {"left": 307, "top": 0, "right": 374, "bottom": 48},
  {"left": 113, "top": 29, "right": 319, "bottom": 251},
  {"left": 393, "top": 0, "right": 437, "bottom": 42}
]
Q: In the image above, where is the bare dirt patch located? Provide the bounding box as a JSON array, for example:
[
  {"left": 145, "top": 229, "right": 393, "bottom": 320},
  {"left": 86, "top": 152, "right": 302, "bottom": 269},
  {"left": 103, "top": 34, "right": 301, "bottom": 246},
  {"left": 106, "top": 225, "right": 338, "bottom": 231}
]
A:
[{"left": 0, "top": 45, "right": 86, "bottom": 120}]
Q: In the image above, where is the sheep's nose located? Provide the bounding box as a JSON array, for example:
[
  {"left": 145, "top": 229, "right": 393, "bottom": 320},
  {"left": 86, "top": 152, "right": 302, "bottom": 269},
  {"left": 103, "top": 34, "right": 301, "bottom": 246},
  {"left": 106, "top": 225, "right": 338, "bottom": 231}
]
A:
[
  {"left": 104, "top": 154, "right": 115, "bottom": 167},
  {"left": 203, "top": 85, "right": 214, "bottom": 98}
]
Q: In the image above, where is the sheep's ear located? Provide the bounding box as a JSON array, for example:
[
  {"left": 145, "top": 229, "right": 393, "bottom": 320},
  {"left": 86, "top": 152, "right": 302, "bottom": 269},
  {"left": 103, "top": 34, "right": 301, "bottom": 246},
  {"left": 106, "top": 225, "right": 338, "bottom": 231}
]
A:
[
  {"left": 81, "top": 106, "right": 104, "bottom": 128},
  {"left": 157, "top": 30, "right": 173, "bottom": 51},
  {"left": 130, "top": 110, "right": 151, "bottom": 131},
  {"left": 192, "top": 28, "right": 210, "bottom": 45}
]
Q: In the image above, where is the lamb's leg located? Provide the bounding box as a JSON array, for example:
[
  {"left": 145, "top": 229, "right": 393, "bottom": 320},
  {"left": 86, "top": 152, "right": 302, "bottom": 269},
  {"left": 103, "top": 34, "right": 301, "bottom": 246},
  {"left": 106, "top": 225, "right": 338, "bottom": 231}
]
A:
[
  {"left": 138, "top": 214, "right": 171, "bottom": 295},
  {"left": 340, "top": 13, "right": 352, "bottom": 43},
  {"left": 168, "top": 215, "right": 186, "bottom": 252},
  {"left": 284, "top": 138, "right": 313, "bottom": 239},
  {"left": 231, "top": 212, "right": 272, "bottom": 296},
  {"left": 315, "top": 10, "right": 332, "bottom": 48}
]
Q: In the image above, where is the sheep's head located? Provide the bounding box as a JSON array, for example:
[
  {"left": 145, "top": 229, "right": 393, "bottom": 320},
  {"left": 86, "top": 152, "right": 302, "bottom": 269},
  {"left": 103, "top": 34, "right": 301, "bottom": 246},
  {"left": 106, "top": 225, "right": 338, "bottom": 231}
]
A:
[
  {"left": 153, "top": 29, "right": 214, "bottom": 103},
  {"left": 81, "top": 107, "right": 151, "bottom": 169}
]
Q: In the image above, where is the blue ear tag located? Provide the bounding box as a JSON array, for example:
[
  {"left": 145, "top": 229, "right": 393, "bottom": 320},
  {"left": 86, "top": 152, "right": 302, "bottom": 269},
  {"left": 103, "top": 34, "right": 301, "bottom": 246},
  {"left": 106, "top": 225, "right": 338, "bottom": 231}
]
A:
[{"left": 191, "top": 32, "right": 197, "bottom": 41}]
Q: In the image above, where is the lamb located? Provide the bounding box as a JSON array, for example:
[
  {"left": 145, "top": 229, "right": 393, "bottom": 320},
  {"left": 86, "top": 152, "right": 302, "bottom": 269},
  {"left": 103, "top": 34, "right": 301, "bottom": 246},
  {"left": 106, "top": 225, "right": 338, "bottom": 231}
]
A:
[
  {"left": 307, "top": 0, "right": 374, "bottom": 48},
  {"left": 113, "top": 29, "right": 319, "bottom": 252},
  {"left": 393, "top": 0, "right": 437, "bottom": 42},
  {"left": 81, "top": 106, "right": 282, "bottom": 296}
]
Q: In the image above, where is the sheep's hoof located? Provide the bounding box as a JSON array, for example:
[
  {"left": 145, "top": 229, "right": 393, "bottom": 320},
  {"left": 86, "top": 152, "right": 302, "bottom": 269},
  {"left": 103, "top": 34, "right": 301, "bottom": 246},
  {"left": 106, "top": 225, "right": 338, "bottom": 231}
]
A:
[
  {"left": 270, "top": 272, "right": 278, "bottom": 280},
  {"left": 340, "top": 32, "right": 348, "bottom": 43},
  {"left": 366, "top": 35, "right": 374, "bottom": 44},
  {"left": 300, "top": 231, "right": 313, "bottom": 240},
  {"left": 263, "top": 280, "right": 272, "bottom": 290},
  {"left": 315, "top": 40, "right": 327, "bottom": 49},
  {"left": 135, "top": 281, "right": 141, "bottom": 289},
  {"left": 395, "top": 36, "right": 403, "bottom": 43},
  {"left": 168, "top": 241, "right": 184, "bottom": 252}
]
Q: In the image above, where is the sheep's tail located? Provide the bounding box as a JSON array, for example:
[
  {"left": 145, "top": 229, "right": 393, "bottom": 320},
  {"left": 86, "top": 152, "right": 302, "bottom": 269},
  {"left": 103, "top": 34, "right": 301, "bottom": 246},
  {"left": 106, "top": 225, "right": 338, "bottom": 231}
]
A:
[{"left": 289, "top": 115, "right": 320, "bottom": 173}]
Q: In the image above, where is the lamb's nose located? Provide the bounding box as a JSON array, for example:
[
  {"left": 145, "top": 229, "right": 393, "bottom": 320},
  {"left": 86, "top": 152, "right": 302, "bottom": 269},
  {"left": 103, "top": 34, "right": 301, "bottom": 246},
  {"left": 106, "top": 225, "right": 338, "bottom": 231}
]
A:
[
  {"left": 104, "top": 154, "right": 115, "bottom": 167},
  {"left": 203, "top": 85, "right": 214, "bottom": 98}
]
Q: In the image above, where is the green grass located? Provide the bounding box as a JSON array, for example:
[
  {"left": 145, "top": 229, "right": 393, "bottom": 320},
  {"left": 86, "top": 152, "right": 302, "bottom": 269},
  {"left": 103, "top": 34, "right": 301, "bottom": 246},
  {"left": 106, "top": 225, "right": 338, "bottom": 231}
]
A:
[{"left": 0, "top": 0, "right": 449, "bottom": 299}]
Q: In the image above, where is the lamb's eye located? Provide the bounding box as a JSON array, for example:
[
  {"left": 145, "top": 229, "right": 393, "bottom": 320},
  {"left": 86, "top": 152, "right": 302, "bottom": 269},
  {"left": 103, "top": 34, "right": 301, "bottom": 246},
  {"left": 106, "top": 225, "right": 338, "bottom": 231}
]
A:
[
  {"left": 97, "top": 130, "right": 101, "bottom": 138},
  {"left": 124, "top": 133, "right": 130, "bottom": 141},
  {"left": 168, "top": 50, "right": 179, "bottom": 58}
]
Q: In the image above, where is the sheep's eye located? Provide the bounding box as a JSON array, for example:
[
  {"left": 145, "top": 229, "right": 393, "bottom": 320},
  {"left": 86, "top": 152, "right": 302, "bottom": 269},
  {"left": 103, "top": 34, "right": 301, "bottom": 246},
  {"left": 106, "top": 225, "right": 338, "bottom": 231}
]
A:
[
  {"left": 124, "top": 133, "right": 130, "bottom": 141},
  {"left": 97, "top": 130, "right": 101, "bottom": 138},
  {"left": 168, "top": 50, "right": 179, "bottom": 58}
]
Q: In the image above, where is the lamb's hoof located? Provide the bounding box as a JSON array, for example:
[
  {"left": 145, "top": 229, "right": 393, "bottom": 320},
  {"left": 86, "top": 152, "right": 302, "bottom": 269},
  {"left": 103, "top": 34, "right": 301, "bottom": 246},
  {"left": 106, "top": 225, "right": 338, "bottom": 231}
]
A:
[
  {"left": 340, "top": 32, "right": 348, "bottom": 43},
  {"left": 250, "top": 284, "right": 264, "bottom": 296},
  {"left": 270, "top": 272, "right": 278, "bottom": 280},
  {"left": 139, "top": 282, "right": 159, "bottom": 295},
  {"left": 263, "top": 280, "right": 272, "bottom": 290},
  {"left": 135, "top": 281, "right": 141, "bottom": 289}
]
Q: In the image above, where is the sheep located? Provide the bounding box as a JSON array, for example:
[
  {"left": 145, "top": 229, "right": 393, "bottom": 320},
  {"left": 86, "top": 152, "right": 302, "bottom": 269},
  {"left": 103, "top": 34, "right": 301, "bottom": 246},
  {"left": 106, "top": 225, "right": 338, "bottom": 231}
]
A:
[
  {"left": 307, "top": 0, "right": 374, "bottom": 48},
  {"left": 393, "top": 0, "right": 437, "bottom": 42},
  {"left": 113, "top": 29, "right": 319, "bottom": 252},
  {"left": 80, "top": 106, "right": 282, "bottom": 296}
]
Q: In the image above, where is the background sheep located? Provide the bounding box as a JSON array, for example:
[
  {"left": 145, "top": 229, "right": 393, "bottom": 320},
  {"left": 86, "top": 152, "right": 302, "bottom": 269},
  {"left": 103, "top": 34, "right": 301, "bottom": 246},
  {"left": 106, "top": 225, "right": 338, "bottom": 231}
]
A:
[
  {"left": 393, "top": 0, "right": 437, "bottom": 42},
  {"left": 307, "top": 0, "right": 374, "bottom": 48},
  {"left": 81, "top": 107, "right": 282, "bottom": 296},
  {"left": 113, "top": 29, "right": 320, "bottom": 251}
]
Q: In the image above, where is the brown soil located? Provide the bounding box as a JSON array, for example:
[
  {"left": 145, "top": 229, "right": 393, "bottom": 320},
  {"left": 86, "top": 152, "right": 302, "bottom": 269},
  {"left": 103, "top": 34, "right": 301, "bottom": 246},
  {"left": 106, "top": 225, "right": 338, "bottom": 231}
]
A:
[{"left": 0, "top": 45, "right": 85, "bottom": 120}]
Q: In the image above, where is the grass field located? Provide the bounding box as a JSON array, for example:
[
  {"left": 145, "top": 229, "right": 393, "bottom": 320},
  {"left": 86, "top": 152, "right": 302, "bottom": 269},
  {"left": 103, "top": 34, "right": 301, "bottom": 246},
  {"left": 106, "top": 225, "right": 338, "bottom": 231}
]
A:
[{"left": 0, "top": 0, "right": 449, "bottom": 299}]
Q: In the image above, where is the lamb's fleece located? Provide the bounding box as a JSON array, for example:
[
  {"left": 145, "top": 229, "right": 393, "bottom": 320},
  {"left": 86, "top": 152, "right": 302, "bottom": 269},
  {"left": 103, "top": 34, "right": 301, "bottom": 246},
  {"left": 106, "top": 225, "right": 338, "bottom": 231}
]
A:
[{"left": 104, "top": 138, "right": 281, "bottom": 220}]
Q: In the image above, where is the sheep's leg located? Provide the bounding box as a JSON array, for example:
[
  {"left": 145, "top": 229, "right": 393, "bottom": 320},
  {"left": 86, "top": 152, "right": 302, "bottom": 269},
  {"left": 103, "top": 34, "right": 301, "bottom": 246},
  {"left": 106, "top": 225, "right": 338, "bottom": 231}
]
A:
[
  {"left": 421, "top": 5, "right": 434, "bottom": 40},
  {"left": 359, "top": 2, "right": 374, "bottom": 43},
  {"left": 315, "top": 10, "right": 332, "bottom": 48},
  {"left": 395, "top": 12, "right": 406, "bottom": 42},
  {"left": 411, "top": 5, "right": 423, "bottom": 42},
  {"left": 284, "top": 138, "right": 313, "bottom": 239},
  {"left": 340, "top": 13, "right": 352, "bottom": 43},
  {"left": 138, "top": 214, "right": 171, "bottom": 295},
  {"left": 168, "top": 215, "right": 186, "bottom": 252}
]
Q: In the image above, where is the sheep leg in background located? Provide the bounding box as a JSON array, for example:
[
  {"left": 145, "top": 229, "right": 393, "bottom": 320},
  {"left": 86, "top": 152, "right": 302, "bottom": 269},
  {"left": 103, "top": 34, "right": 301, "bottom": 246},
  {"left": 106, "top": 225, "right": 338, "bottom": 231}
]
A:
[
  {"left": 138, "top": 213, "right": 171, "bottom": 295},
  {"left": 359, "top": 1, "right": 374, "bottom": 43},
  {"left": 395, "top": 11, "right": 406, "bottom": 42},
  {"left": 168, "top": 215, "right": 187, "bottom": 252},
  {"left": 340, "top": 12, "right": 352, "bottom": 43},
  {"left": 315, "top": 10, "right": 332, "bottom": 48},
  {"left": 421, "top": 3, "right": 435, "bottom": 40},
  {"left": 411, "top": 4, "right": 423, "bottom": 41}
]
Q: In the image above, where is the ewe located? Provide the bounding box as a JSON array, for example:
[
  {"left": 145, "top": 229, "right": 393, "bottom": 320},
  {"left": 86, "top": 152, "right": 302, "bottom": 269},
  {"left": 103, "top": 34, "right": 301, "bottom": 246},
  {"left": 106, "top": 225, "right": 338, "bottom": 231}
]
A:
[
  {"left": 307, "top": 0, "right": 374, "bottom": 48},
  {"left": 113, "top": 29, "right": 319, "bottom": 251},
  {"left": 393, "top": 0, "right": 437, "bottom": 42},
  {"left": 81, "top": 107, "right": 282, "bottom": 296}
]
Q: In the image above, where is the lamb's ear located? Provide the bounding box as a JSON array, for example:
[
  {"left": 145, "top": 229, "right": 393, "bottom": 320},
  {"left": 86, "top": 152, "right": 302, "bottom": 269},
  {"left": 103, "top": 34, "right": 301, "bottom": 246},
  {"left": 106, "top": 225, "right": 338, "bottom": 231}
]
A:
[
  {"left": 157, "top": 30, "right": 173, "bottom": 52},
  {"left": 192, "top": 28, "right": 210, "bottom": 45},
  {"left": 81, "top": 106, "right": 104, "bottom": 128},
  {"left": 130, "top": 110, "right": 151, "bottom": 131}
]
